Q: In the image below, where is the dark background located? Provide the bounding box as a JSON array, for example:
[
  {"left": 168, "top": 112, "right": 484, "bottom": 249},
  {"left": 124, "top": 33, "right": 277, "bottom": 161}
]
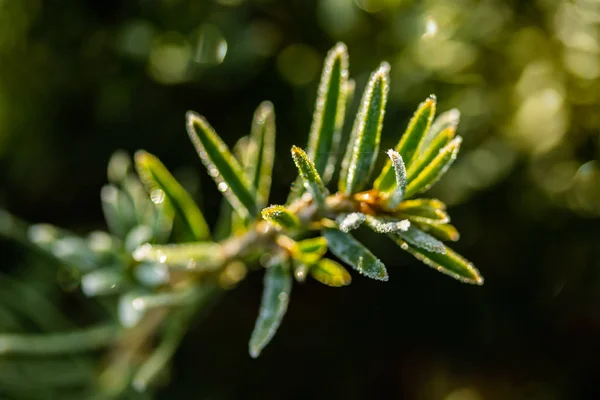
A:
[{"left": 1, "top": 0, "right": 600, "bottom": 399}]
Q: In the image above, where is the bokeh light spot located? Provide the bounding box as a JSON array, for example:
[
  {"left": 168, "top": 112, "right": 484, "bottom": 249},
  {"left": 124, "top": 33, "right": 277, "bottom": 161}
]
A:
[
  {"left": 511, "top": 87, "right": 567, "bottom": 153},
  {"left": 445, "top": 387, "right": 483, "bottom": 400},
  {"left": 276, "top": 44, "right": 320, "bottom": 86},
  {"left": 192, "top": 24, "right": 228, "bottom": 66},
  {"left": 318, "top": 0, "right": 360, "bottom": 37},
  {"left": 423, "top": 16, "right": 438, "bottom": 38},
  {"left": 148, "top": 33, "right": 191, "bottom": 85},
  {"left": 117, "top": 20, "right": 155, "bottom": 60},
  {"left": 354, "top": 0, "right": 386, "bottom": 13}
]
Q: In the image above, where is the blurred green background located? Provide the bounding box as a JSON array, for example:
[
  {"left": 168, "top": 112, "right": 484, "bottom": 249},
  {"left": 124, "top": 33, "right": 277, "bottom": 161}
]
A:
[{"left": 1, "top": 0, "right": 600, "bottom": 399}]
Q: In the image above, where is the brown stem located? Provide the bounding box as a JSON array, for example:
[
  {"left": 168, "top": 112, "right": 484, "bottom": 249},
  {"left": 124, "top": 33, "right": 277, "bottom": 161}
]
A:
[
  {"left": 101, "top": 192, "right": 359, "bottom": 395},
  {"left": 218, "top": 192, "right": 357, "bottom": 267}
]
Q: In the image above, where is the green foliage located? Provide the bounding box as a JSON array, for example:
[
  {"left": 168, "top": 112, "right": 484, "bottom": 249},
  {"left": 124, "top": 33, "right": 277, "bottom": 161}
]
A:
[
  {"left": 294, "top": 237, "right": 328, "bottom": 264},
  {"left": 323, "top": 228, "right": 389, "bottom": 282},
  {"left": 406, "top": 126, "right": 456, "bottom": 183},
  {"left": 392, "top": 225, "right": 446, "bottom": 254},
  {"left": 248, "top": 259, "right": 292, "bottom": 359},
  {"left": 132, "top": 242, "right": 225, "bottom": 271},
  {"left": 291, "top": 145, "right": 328, "bottom": 208},
  {"left": 384, "top": 149, "right": 407, "bottom": 210},
  {"left": 389, "top": 238, "right": 483, "bottom": 285},
  {"left": 134, "top": 150, "right": 210, "bottom": 242},
  {"left": 417, "top": 222, "right": 460, "bottom": 242},
  {"left": 339, "top": 62, "right": 390, "bottom": 195},
  {"left": 248, "top": 101, "right": 276, "bottom": 208},
  {"left": 309, "top": 258, "right": 352, "bottom": 287},
  {"left": 375, "top": 96, "right": 436, "bottom": 192},
  {"left": 261, "top": 205, "right": 301, "bottom": 230},
  {"left": 405, "top": 136, "right": 462, "bottom": 199},
  {"left": 396, "top": 199, "right": 449, "bottom": 225},
  {"left": 418, "top": 109, "right": 460, "bottom": 159},
  {"left": 0, "top": 325, "right": 119, "bottom": 356},
  {"left": 306, "top": 43, "right": 349, "bottom": 184},
  {"left": 186, "top": 112, "right": 258, "bottom": 221},
  {"left": 2, "top": 42, "right": 483, "bottom": 398}
]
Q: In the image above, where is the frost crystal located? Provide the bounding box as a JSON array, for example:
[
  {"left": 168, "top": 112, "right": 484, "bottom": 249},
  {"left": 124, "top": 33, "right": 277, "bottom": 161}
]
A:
[
  {"left": 337, "top": 212, "right": 366, "bottom": 232},
  {"left": 396, "top": 226, "right": 445, "bottom": 254},
  {"left": 365, "top": 215, "right": 410, "bottom": 233}
]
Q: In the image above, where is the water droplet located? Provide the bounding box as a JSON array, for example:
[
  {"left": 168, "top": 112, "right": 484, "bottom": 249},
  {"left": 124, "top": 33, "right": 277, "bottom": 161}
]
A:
[
  {"left": 157, "top": 251, "right": 167, "bottom": 263},
  {"left": 423, "top": 16, "right": 438, "bottom": 38},
  {"left": 209, "top": 167, "right": 219, "bottom": 177},
  {"left": 218, "top": 182, "right": 228, "bottom": 192},
  {"left": 357, "top": 256, "right": 365, "bottom": 269},
  {"left": 150, "top": 188, "right": 166, "bottom": 204},
  {"left": 278, "top": 292, "right": 288, "bottom": 302}
]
